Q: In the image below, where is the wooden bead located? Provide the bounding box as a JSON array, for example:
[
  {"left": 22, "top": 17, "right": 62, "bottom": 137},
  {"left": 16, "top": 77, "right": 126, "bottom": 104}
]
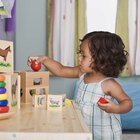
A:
[
  {"left": 0, "top": 82, "right": 6, "bottom": 88},
  {"left": 0, "top": 106, "right": 9, "bottom": 113},
  {"left": 0, "top": 87, "right": 6, "bottom": 94},
  {"left": 0, "top": 100, "right": 8, "bottom": 106},
  {"left": 0, "top": 75, "right": 5, "bottom": 82},
  {"left": 0, "top": 93, "right": 8, "bottom": 100}
]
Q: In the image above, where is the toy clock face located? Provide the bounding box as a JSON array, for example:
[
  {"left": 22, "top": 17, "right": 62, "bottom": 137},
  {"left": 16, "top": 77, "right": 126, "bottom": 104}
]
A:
[{"left": 31, "top": 60, "right": 42, "bottom": 71}]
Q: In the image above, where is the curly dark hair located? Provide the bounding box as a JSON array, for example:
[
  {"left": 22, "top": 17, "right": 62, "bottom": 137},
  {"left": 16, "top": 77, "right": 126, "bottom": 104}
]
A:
[{"left": 79, "top": 31, "right": 128, "bottom": 77}]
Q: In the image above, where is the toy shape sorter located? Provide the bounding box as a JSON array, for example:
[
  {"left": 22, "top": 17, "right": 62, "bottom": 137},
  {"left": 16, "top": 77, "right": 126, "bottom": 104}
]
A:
[
  {"left": 18, "top": 71, "right": 49, "bottom": 104},
  {"left": 0, "top": 40, "right": 13, "bottom": 74}
]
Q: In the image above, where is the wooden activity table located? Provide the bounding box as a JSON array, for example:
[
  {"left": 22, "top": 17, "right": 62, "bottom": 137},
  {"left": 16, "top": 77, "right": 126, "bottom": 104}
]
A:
[{"left": 0, "top": 101, "right": 92, "bottom": 140}]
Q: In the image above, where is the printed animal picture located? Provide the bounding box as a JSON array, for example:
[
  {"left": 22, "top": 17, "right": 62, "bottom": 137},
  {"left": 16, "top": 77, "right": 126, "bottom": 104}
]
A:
[
  {"left": 11, "top": 78, "right": 18, "bottom": 107},
  {"left": 49, "top": 98, "right": 60, "bottom": 107},
  {"left": 0, "top": 40, "right": 13, "bottom": 73},
  {"left": 0, "top": 46, "right": 11, "bottom": 61},
  {"left": 47, "top": 95, "right": 62, "bottom": 111},
  {"left": 33, "top": 94, "right": 46, "bottom": 107}
]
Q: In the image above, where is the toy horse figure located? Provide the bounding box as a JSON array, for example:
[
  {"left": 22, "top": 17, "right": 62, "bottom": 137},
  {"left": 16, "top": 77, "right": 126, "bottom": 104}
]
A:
[{"left": 0, "top": 46, "right": 11, "bottom": 61}]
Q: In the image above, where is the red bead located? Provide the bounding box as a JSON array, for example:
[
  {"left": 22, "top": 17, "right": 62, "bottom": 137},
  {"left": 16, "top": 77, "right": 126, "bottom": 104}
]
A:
[{"left": 0, "top": 106, "right": 9, "bottom": 113}]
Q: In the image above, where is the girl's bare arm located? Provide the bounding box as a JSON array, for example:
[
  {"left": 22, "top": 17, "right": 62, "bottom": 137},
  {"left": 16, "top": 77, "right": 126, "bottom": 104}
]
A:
[
  {"left": 98, "top": 79, "right": 133, "bottom": 114},
  {"left": 28, "top": 56, "right": 81, "bottom": 78}
]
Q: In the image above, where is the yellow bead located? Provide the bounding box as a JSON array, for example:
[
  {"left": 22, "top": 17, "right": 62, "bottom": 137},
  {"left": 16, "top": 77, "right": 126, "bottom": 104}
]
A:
[{"left": 0, "top": 93, "right": 8, "bottom": 100}]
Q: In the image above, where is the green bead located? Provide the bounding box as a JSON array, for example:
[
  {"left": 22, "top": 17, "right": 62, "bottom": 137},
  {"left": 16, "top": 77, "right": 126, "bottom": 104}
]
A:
[{"left": 0, "top": 82, "right": 6, "bottom": 88}]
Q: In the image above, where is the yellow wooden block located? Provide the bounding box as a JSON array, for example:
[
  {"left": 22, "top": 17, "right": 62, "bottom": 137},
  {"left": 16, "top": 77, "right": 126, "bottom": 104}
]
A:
[{"left": 65, "top": 98, "right": 71, "bottom": 106}]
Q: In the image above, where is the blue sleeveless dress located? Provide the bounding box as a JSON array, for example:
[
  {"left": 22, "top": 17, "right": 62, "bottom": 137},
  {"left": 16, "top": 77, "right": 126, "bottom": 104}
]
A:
[{"left": 75, "top": 75, "right": 122, "bottom": 140}]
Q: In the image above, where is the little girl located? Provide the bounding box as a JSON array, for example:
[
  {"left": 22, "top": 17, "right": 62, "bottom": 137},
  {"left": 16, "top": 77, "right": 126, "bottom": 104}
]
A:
[{"left": 28, "top": 31, "right": 133, "bottom": 140}]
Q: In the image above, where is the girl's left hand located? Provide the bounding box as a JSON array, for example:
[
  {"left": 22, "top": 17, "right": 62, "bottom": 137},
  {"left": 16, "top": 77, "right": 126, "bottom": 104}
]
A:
[{"left": 97, "top": 98, "right": 119, "bottom": 113}]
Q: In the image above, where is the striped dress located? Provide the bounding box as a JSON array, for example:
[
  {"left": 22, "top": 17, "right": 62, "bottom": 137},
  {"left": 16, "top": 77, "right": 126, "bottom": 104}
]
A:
[{"left": 75, "top": 75, "right": 122, "bottom": 140}]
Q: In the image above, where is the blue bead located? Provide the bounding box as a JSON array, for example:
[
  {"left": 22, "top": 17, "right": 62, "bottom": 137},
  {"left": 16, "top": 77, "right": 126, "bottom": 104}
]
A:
[{"left": 0, "top": 100, "right": 8, "bottom": 106}]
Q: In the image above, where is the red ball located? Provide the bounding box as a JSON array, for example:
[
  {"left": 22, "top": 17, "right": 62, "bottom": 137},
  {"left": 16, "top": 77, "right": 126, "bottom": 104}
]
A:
[{"left": 31, "top": 60, "right": 42, "bottom": 71}]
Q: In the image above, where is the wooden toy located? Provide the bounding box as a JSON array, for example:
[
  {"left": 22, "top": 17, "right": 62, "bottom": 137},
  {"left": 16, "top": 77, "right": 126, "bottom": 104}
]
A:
[
  {"left": 0, "top": 87, "right": 6, "bottom": 93},
  {"left": 65, "top": 98, "right": 71, "bottom": 106},
  {"left": 0, "top": 93, "right": 8, "bottom": 100},
  {"left": 0, "top": 106, "right": 9, "bottom": 113},
  {"left": 47, "top": 94, "right": 63, "bottom": 111},
  {"left": 0, "top": 75, "right": 5, "bottom": 81},
  {"left": 0, "top": 100, "right": 8, "bottom": 106},
  {"left": 97, "top": 97, "right": 108, "bottom": 104},
  {"left": 33, "top": 94, "right": 46, "bottom": 108},
  {"left": 0, "top": 81, "right": 6, "bottom": 88},
  {"left": 17, "top": 71, "right": 49, "bottom": 103},
  {"left": 0, "top": 73, "right": 20, "bottom": 112},
  {"left": 0, "top": 40, "right": 13, "bottom": 74},
  {"left": 0, "top": 75, "right": 9, "bottom": 114}
]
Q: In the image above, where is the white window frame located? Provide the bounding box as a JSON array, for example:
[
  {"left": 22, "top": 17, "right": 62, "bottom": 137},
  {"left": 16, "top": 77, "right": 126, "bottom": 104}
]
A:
[{"left": 86, "top": 0, "right": 118, "bottom": 33}]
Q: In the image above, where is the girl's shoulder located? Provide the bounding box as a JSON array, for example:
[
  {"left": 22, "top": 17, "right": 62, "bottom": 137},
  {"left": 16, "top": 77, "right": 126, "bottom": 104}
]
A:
[
  {"left": 99, "top": 77, "right": 115, "bottom": 84},
  {"left": 79, "top": 73, "right": 86, "bottom": 79},
  {"left": 100, "top": 78, "right": 122, "bottom": 95}
]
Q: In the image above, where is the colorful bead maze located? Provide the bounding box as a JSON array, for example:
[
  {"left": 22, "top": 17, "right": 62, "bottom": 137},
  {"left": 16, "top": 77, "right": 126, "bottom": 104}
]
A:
[
  {"left": 0, "top": 75, "right": 9, "bottom": 113},
  {"left": 0, "top": 40, "right": 19, "bottom": 120}
]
